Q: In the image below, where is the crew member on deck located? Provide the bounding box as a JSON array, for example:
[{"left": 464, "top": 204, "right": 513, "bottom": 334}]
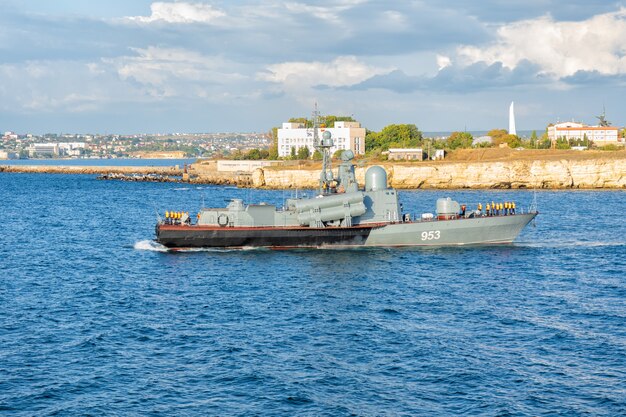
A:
[{"left": 486, "top": 204, "right": 490, "bottom": 216}]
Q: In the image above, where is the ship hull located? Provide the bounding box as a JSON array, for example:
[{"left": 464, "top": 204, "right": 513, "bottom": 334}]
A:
[{"left": 156, "top": 213, "right": 537, "bottom": 249}]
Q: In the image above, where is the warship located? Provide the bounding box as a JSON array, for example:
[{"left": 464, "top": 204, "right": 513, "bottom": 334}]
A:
[{"left": 155, "top": 112, "right": 537, "bottom": 250}]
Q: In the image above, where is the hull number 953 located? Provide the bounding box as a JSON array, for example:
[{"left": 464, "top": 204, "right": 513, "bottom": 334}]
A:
[{"left": 421, "top": 231, "right": 441, "bottom": 241}]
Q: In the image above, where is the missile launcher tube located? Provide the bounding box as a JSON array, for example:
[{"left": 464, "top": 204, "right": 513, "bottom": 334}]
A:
[
  {"left": 297, "top": 201, "right": 367, "bottom": 225},
  {"left": 294, "top": 192, "right": 364, "bottom": 213}
]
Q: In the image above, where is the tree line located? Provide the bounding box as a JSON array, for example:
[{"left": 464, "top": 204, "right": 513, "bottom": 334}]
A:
[{"left": 226, "top": 117, "right": 623, "bottom": 161}]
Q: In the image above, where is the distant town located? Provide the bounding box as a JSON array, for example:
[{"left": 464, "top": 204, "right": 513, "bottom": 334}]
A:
[
  {"left": 1, "top": 109, "right": 625, "bottom": 161},
  {"left": 0, "top": 131, "right": 271, "bottom": 160}
]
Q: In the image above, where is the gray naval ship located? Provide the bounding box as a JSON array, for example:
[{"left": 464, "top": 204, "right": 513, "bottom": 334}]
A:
[{"left": 156, "top": 118, "right": 537, "bottom": 250}]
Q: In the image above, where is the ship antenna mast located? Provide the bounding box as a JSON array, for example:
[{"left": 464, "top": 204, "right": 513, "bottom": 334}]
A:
[{"left": 312, "top": 103, "right": 334, "bottom": 194}]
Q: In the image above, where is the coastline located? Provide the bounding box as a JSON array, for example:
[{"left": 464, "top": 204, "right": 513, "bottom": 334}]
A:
[{"left": 2, "top": 150, "right": 625, "bottom": 189}]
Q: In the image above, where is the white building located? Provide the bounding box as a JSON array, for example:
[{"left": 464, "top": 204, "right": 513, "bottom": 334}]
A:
[
  {"left": 387, "top": 148, "right": 424, "bottom": 161},
  {"left": 547, "top": 122, "right": 621, "bottom": 146},
  {"left": 0, "top": 150, "right": 18, "bottom": 159},
  {"left": 2, "top": 131, "right": 18, "bottom": 140},
  {"left": 58, "top": 142, "right": 86, "bottom": 157},
  {"left": 277, "top": 120, "right": 366, "bottom": 158},
  {"left": 28, "top": 143, "right": 59, "bottom": 157}
]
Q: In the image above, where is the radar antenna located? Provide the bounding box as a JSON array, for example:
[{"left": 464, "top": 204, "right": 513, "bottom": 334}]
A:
[
  {"left": 311, "top": 103, "right": 334, "bottom": 194},
  {"left": 596, "top": 106, "right": 611, "bottom": 127}
]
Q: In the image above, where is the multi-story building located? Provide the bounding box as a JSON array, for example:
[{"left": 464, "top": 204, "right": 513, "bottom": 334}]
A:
[
  {"left": 0, "top": 150, "right": 18, "bottom": 159},
  {"left": 547, "top": 122, "right": 622, "bottom": 146},
  {"left": 28, "top": 143, "right": 59, "bottom": 157},
  {"left": 2, "top": 131, "right": 18, "bottom": 140},
  {"left": 277, "top": 120, "right": 366, "bottom": 158},
  {"left": 58, "top": 142, "right": 86, "bottom": 157}
]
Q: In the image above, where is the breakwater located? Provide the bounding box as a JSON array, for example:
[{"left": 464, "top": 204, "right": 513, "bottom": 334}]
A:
[
  {"left": 96, "top": 173, "right": 183, "bottom": 183},
  {"left": 0, "top": 165, "right": 182, "bottom": 176}
]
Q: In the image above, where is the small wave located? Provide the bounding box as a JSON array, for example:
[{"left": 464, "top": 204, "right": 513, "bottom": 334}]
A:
[
  {"left": 171, "top": 246, "right": 268, "bottom": 253},
  {"left": 133, "top": 240, "right": 168, "bottom": 252},
  {"left": 516, "top": 241, "right": 626, "bottom": 249},
  {"left": 173, "top": 187, "right": 190, "bottom": 191}
]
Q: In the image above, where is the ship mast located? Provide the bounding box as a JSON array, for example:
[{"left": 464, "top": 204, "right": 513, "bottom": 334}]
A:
[{"left": 311, "top": 103, "right": 334, "bottom": 194}]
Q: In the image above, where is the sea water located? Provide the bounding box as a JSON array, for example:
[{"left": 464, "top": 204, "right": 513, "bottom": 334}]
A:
[{"left": 1, "top": 173, "right": 625, "bottom": 416}]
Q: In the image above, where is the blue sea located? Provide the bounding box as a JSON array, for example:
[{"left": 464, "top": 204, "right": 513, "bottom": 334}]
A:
[{"left": 1, "top": 173, "right": 625, "bottom": 416}]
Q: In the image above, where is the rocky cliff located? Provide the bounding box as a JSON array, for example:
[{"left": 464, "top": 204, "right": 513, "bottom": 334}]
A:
[
  {"left": 3, "top": 154, "right": 624, "bottom": 189},
  {"left": 190, "top": 157, "right": 626, "bottom": 189}
]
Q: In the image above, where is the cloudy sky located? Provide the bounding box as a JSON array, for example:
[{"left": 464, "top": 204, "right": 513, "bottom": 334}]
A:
[{"left": 1, "top": 0, "right": 625, "bottom": 134}]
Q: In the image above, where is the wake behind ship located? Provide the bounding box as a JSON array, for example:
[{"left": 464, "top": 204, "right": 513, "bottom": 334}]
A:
[{"left": 155, "top": 113, "right": 537, "bottom": 250}]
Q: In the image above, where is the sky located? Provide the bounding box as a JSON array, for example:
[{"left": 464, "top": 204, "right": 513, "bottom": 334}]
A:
[{"left": 1, "top": 0, "right": 625, "bottom": 134}]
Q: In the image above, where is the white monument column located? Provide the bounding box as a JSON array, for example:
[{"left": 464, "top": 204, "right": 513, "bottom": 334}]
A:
[{"left": 509, "top": 101, "right": 516, "bottom": 135}]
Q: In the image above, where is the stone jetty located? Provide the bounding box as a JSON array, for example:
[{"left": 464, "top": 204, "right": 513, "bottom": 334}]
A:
[
  {"left": 0, "top": 165, "right": 182, "bottom": 176},
  {"left": 96, "top": 173, "right": 183, "bottom": 182}
]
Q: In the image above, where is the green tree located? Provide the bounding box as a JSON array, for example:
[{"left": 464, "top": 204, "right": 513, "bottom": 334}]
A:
[
  {"left": 297, "top": 146, "right": 310, "bottom": 160},
  {"left": 530, "top": 130, "right": 538, "bottom": 148},
  {"left": 445, "top": 131, "right": 474, "bottom": 149},
  {"left": 288, "top": 117, "right": 309, "bottom": 127},
  {"left": 555, "top": 137, "right": 571, "bottom": 149},
  {"left": 487, "top": 129, "right": 508, "bottom": 144},
  {"left": 322, "top": 115, "right": 355, "bottom": 127},
  {"left": 366, "top": 124, "right": 423, "bottom": 151},
  {"left": 365, "top": 130, "right": 380, "bottom": 152},
  {"left": 287, "top": 115, "right": 356, "bottom": 128},
  {"left": 290, "top": 146, "right": 296, "bottom": 160},
  {"left": 245, "top": 148, "right": 262, "bottom": 160},
  {"left": 268, "top": 127, "right": 279, "bottom": 159},
  {"left": 488, "top": 128, "right": 521, "bottom": 148},
  {"left": 312, "top": 149, "right": 323, "bottom": 160},
  {"left": 538, "top": 132, "right": 552, "bottom": 149}
]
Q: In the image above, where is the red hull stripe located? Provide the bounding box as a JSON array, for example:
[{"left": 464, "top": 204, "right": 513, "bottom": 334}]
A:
[{"left": 157, "top": 223, "right": 388, "bottom": 231}]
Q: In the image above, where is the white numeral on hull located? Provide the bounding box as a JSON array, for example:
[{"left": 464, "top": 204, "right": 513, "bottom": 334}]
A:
[{"left": 421, "top": 231, "right": 441, "bottom": 241}]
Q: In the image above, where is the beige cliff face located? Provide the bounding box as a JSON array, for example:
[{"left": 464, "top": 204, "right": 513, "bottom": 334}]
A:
[
  {"left": 4, "top": 150, "right": 623, "bottom": 189},
  {"left": 189, "top": 156, "right": 626, "bottom": 189}
]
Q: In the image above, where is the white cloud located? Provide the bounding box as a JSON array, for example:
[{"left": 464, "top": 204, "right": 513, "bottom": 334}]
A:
[
  {"left": 259, "top": 56, "right": 393, "bottom": 88},
  {"left": 456, "top": 8, "right": 626, "bottom": 78},
  {"left": 108, "top": 47, "right": 242, "bottom": 85},
  {"left": 0, "top": 61, "right": 121, "bottom": 112},
  {"left": 284, "top": 0, "right": 366, "bottom": 23},
  {"left": 436, "top": 54, "right": 451, "bottom": 70},
  {"left": 101, "top": 46, "right": 251, "bottom": 100},
  {"left": 127, "top": 2, "right": 225, "bottom": 24}
]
